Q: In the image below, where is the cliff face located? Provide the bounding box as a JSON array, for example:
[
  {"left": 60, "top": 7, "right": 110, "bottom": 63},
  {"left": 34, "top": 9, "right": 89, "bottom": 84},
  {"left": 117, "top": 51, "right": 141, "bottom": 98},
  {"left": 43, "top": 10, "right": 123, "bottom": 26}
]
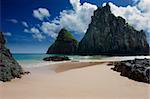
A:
[
  {"left": 0, "top": 32, "right": 23, "bottom": 82},
  {"left": 78, "top": 4, "right": 149, "bottom": 55},
  {"left": 47, "top": 28, "right": 78, "bottom": 54}
]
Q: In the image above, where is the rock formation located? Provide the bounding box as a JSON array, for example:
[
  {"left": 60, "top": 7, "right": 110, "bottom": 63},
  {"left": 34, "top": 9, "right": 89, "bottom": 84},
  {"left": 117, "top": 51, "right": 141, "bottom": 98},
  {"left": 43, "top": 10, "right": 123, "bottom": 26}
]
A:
[
  {"left": 0, "top": 32, "right": 23, "bottom": 82},
  {"left": 47, "top": 28, "right": 78, "bottom": 54},
  {"left": 78, "top": 3, "right": 149, "bottom": 55},
  {"left": 43, "top": 56, "right": 70, "bottom": 61},
  {"left": 112, "top": 58, "right": 150, "bottom": 83}
]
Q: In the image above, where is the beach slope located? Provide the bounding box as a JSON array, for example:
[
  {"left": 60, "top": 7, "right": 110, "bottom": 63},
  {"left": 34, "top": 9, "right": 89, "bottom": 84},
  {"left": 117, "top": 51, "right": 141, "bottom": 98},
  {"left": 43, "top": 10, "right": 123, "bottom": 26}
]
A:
[{"left": 0, "top": 61, "right": 149, "bottom": 99}]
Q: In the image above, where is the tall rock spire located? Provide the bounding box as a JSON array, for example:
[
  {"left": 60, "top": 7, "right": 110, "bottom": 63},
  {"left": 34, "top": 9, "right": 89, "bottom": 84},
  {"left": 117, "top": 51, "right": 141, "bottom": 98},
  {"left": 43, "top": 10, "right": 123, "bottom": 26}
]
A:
[{"left": 77, "top": 4, "right": 149, "bottom": 55}]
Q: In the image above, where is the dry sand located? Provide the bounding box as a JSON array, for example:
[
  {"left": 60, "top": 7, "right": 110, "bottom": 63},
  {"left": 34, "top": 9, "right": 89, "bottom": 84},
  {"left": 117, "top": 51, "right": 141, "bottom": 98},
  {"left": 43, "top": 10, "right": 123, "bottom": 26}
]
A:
[{"left": 0, "top": 61, "right": 150, "bottom": 99}]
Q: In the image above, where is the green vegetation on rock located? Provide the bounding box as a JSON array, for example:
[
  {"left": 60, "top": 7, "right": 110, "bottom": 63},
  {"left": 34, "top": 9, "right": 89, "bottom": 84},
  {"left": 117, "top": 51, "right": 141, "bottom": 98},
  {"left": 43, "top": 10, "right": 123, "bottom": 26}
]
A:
[{"left": 47, "top": 28, "right": 78, "bottom": 54}]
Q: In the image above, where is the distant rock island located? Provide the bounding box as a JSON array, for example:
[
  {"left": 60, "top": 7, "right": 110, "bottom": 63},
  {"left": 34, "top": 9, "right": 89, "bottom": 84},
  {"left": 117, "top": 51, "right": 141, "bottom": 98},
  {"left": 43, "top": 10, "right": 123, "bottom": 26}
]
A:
[
  {"left": 0, "top": 32, "right": 23, "bottom": 82},
  {"left": 47, "top": 28, "right": 78, "bottom": 54},
  {"left": 77, "top": 3, "right": 149, "bottom": 55}
]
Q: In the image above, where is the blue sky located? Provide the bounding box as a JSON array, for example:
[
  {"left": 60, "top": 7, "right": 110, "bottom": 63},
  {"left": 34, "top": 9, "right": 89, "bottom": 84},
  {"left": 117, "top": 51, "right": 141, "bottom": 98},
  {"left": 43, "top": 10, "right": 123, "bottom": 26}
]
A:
[{"left": 1, "top": 0, "right": 148, "bottom": 53}]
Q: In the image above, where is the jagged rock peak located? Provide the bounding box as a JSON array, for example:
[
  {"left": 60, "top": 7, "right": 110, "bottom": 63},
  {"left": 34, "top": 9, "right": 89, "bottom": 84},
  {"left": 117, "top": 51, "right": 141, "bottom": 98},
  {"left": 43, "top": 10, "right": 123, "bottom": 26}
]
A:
[
  {"left": 97, "top": 3, "right": 111, "bottom": 14},
  {"left": 77, "top": 4, "right": 149, "bottom": 55}
]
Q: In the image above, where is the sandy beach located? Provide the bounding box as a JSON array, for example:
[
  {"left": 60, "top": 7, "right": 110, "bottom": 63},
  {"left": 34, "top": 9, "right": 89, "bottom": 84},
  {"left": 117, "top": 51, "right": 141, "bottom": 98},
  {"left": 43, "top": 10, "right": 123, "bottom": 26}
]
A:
[
  {"left": 0, "top": 57, "right": 150, "bottom": 99},
  {"left": 1, "top": 0, "right": 150, "bottom": 98}
]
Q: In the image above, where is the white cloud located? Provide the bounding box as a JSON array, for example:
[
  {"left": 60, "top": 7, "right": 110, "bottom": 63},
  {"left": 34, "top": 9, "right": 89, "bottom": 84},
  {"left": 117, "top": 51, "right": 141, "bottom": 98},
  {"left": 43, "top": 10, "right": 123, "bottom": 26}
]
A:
[
  {"left": 70, "top": 0, "right": 81, "bottom": 11},
  {"left": 33, "top": 8, "right": 50, "bottom": 21},
  {"left": 109, "top": 0, "right": 150, "bottom": 34},
  {"left": 31, "top": 27, "right": 46, "bottom": 41},
  {"left": 28, "top": 0, "right": 150, "bottom": 42},
  {"left": 59, "top": 2, "right": 97, "bottom": 33},
  {"left": 32, "top": 33, "right": 46, "bottom": 41},
  {"left": 57, "top": 0, "right": 97, "bottom": 33},
  {"left": 137, "top": 0, "right": 150, "bottom": 14},
  {"left": 7, "top": 19, "right": 18, "bottom": 24},
  {"left": 30, "top": 27, "right": 40, "bottom": 34},
  {"left": 4, "top": 32, "right": 12, "bottom": 36},
  {"left": 22, "top": 21, "right": 28, "bottom": 27},
  {"left": 24, "top": 27, "right": 46, "bottom": 41},
  {"left": 35, "top": 0, "right": 97, "bottom": 39},
  {"left": 28, "top": 0, "right": 97, "bottom": 40},
  {"left": 24, "top": 29, "right": 30, "bottom": 33},
  {"left": 40, "top": 22, "right": 61, "bottom": 38}
]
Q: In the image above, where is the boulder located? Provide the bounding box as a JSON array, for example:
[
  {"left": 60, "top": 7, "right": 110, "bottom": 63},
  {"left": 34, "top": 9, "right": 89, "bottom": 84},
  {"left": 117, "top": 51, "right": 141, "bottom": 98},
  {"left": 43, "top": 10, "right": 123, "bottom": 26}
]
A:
[
  {"left": 113, "top": 58, "right": 150, "bottom": 83},
  {"left": 43, "top": 56, "right": 70, "bottom": 61}
]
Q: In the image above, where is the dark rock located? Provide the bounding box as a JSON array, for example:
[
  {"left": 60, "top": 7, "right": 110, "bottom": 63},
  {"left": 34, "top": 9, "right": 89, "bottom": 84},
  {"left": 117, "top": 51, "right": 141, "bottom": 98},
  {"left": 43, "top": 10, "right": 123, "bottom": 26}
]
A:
[
  {"left": 77, "top": 3, "right": 149, "bottom": 55},
  {"left": 47, "top": 28, "right": 78, "bottom": 54},
  {"left": 43, "top": 56, "right": 71, "bottom": 61},
  {"left": 107, "top": 62, "right": 114, "bottom": 66},
  {"left": 113, "top": 58, "right": 150, "bottom": 83},
  {"left": 23, "top": 71, "right": 31, "bottom": 75},
  {"left": 0, "top": 32, "right": 24, "bottom": 82}
]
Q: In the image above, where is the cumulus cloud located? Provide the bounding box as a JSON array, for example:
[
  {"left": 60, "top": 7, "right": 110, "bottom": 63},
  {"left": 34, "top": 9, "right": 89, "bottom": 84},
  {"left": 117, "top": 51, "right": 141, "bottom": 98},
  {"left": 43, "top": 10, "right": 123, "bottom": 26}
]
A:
[
  {"left": 30, "top": 27, "right": 40, "bottom": 34},
  {"left": 27, "top": 0, "right": 150, "bottom": 42},
  {"left": 22, "top": 21, "right": 29, "bottom": 27},
  {"left": 4, "top": 32, "right": 12, "bottom": 36},
  {"left": 30, "top": 27, "right": 46, "bottom": 41},
  {"left": 37, "top": 0, "right": 97, "bottom": 39},
  {"left": 27, "top": 0, "right": 97, "bottom": 40},
  {"left": 59, "top": 2, "right": 97, "bottom": 33},
  {"left": 33, "top": 8, "right": 50, "bottom": 21},
  {"left": 109, "top": 0, "right": 150, "bottom": 34},
  {"left": 24, "top": 29, "right": 30, "bottom": 33},
  {"left": 55, "top": 0, "right": 97, "bottom": 33},
  {"left": 32, "top": 33, "right": 46, "bottom": 41},
  {"left": 40, "top": 22, "right": 61, "bottom": 38},
  {"left": 24, "top": 27, "right": 45, "bottom": 41}
]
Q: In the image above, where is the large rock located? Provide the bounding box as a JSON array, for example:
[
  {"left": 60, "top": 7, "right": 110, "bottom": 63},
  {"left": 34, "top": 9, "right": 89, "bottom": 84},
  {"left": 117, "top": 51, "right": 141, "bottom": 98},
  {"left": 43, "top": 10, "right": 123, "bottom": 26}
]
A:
[
  {"left": 47, "top": 28, "right": 78, "bottom": 54},
  {"left": 0, "top": 32, "right": 23, "bottom": 82},
  {"left": 78, "top": 3, "right": 149, "bottom": 55},
  {"left": 112, "top": 58, "right": 150, "bottom": 83},
  {"left": 43, "top": 56, "right": 70, "bottom": 61}
]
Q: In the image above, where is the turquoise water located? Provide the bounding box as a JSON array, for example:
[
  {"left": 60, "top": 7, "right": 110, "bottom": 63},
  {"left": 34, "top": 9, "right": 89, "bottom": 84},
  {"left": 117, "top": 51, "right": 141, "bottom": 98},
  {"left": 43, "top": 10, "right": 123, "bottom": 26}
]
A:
[
  {"left": 13, "top": 53, "right": 107, "bottom": 61},
  {"left": 12, "top": 54, "right": 150, "bottom": 68},
  {"left": 13, "top": 54, "right": 49, "bottom": 61}
]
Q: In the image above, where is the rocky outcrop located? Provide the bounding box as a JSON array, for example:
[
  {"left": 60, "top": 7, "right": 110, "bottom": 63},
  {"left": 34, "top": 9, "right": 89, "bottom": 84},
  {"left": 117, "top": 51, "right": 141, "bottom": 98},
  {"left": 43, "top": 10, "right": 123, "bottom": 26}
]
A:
[
  {"left": 112, "top": 58, "right": 150, "bottom": 83},
  {"left": 47, "top": 28, "right": 78, "bottom": 54},
  {"left": 0, "top": 32, "right": 23, "bottom": 82},
  {"left": 78, "top": 3, "right": 149, "bottom": 55},
  {"left": 43, "top": 56, "right": 70, "bottom": 61}
]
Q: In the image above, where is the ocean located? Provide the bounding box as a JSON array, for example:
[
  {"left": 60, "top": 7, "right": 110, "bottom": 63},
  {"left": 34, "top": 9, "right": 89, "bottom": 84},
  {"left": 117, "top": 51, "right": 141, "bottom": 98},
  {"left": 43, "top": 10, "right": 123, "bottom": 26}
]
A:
[{"left": 13, "top": 54, "right": 107, "bottom": 68}]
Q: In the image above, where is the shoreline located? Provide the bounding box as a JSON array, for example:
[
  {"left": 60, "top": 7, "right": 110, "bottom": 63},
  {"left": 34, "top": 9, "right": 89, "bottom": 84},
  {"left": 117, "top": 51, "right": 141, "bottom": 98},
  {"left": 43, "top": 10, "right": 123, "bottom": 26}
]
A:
[
  {"left": 0, "top": 56, "right": 150, "bottom": 99},
  {"left": 17, "top": 55, "right": 150, "bottom": 68}
]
